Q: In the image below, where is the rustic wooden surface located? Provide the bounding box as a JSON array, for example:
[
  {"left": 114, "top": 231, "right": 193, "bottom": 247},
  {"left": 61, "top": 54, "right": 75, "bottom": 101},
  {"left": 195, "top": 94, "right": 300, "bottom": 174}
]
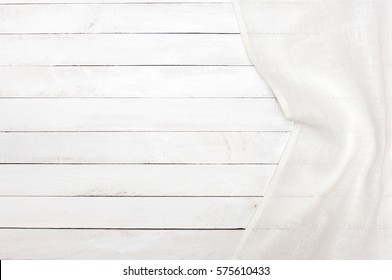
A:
[{"left": 0, "top": 0, "right": 292, "bottom": 259}]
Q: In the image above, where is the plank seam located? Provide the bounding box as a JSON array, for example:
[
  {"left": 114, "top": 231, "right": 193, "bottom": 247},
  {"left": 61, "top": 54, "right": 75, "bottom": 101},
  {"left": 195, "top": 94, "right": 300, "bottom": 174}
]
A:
[
  {"left": 0, "top": 32, "right": 240, "bottom": 35},
  {"left": 0, "top": 2, "right": 231, "bottom": 5},
  {"left": 0, "top": 195, "right": 265, "bottom": 198},
  {"left": 0, "top": 131, "right": 291, "bottom": 133},
  {"left": 0, "top": 163, "right": 279, "bottom": 165},
  {"left": 0, "top": 227, "right": 245, "bottom": 230},
  {"left": 0, "top": 97, "right": 275, "bottom": 99},
  {"left": 0, "top": 65, "right": 254, "bottom": 67}
]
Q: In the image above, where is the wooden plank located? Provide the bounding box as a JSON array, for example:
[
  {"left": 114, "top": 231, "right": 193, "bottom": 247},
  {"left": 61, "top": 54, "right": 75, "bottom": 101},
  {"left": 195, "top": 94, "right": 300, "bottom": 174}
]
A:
[
  {"left": 0, "top": 4, "right": 238, "bottom": 34},
  {"left": 0, "top": 197, "right": 260, "bottom": 228},
  {"left": 0, "top": 132, "right": 289, "bottom": 163},
  {"left": 0, "top": 34, "right": 250, "bottom": 66},
  {"left": 0, "top": 229, "right": 241, "bottom": 259},
  {"left": 0, "top": 66, "right": 272, "bottom": 98},
  {"left": 0, "top": 164, "right": 275, "bottom": 196},
  {"left": 0, "top": 98, "right": 290, "bottom": 132}
]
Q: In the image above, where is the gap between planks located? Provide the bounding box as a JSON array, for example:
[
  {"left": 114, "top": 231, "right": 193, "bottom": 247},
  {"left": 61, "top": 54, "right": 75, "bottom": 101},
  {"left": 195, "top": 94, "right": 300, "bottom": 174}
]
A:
[
  {"left": 0, "top": 227, "right": 244, "bottom": 230},
  {"left": 0, "top": 195, "right": 264, "bottom": 197},
  {"left": 0, "top": 163, "right": 279, "bottom": 165},
  {"left": 0, "top": 1, "right": 231, "bottom": 4},
  {"left": 0, "top": 3, "right": 239, "bottom": 34}
]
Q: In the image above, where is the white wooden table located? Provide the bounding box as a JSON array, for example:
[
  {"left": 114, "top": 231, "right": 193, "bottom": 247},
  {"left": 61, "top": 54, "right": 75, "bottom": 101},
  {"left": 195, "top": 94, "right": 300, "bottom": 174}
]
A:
[{"left": 0, "top": 0, "right": 292, "bottom": 259}]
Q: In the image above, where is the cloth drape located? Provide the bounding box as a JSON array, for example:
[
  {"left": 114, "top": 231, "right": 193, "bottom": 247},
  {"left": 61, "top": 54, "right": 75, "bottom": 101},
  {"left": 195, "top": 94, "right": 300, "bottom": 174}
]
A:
[{"left": 232, "top": 0, "right": 392, "bottom": 259}]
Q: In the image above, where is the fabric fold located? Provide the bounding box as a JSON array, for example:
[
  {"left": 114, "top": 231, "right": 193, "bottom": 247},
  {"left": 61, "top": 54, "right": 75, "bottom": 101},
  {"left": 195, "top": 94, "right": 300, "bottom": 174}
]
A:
[{"left": 232, "top": 0, "right": 392, "bottom": 259}]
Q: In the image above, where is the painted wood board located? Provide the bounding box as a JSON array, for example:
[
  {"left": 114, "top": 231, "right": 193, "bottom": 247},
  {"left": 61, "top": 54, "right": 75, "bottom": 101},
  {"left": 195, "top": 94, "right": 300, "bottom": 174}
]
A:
[
  {"left": 0, "top": 229, "right": 242, "bottom": 260},
  {"left": 0, "top": 0, "right": 290, "bottom": 260},
  {"left": 0, "top": 132, "right": 289, "bottom": 164},
  {"left": 0, "top": 66, "right": 272, "bottom": 98},
  {"left": 0, "top": 0, "right": 230, "bottom": 3},
  {"left": 0, "top": 164, "right": 275, "bottom": 196},
  {"left": 0, "top": 98, "right": 290, "bottom": 132},
  {"left": 0, "top": 34, "right": 250, "bottom": 66},
  {"left": 0, "top": 197, "right": 261, "bottom": 228},
  {"left": 0, "top": 4, "right": 239, "bottom": 34}
]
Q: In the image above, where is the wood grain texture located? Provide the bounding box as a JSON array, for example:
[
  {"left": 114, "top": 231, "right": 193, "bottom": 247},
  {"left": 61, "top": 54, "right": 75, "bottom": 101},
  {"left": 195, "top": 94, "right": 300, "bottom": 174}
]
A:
[
  {"left": 0, "top": 98, "right": 290, "bottom": 131},
  {"left": 0, "top": 132, "right": 289, "bottom": 164},
  {"left": 0, "top": 34, "right": 250, "bottom": 66},
  {"left": 0, "top": 197, "right": 261, "bottom": 228},
  {"left": 0, "top": 4, "right": 238, "bottom": 33},
  {"left": 0, "top": 229, "right": 241, "bottom": 260},
  {"left": 0, "top": 164, "right": 275, "bottom": 196},
  {"left": 0, "top": 0, "right": 291, "bottom": 260},
  {"left": 0, "top": 66, "right": 272, "bottom": 98}
]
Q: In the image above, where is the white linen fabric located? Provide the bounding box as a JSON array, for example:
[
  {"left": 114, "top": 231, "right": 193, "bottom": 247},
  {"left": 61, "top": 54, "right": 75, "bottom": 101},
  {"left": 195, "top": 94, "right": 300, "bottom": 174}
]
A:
[{"left": 232, "top": 0, "right": 392, "bottom": 259}]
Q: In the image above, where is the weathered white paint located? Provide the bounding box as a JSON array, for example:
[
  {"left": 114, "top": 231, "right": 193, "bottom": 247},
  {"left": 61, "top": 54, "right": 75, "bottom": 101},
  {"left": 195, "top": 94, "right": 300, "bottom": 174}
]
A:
[
  {"left": 0, "top": 34, "right": 250, "bottom": 66},
  {"left": 0, "top": 132, "right": 289, "bottom": 163},
  {"left": 0, "top": 0, "right": 291, "bottom": 259},
  {"left": 0, "top": 164, "right": 275, "bottom": 196},
  {"left": 0, "top": 4, "right": 239, "bottom": 33},
  {"left": 0, "top": 98, "right": 290, "bottom": 131},
  {"left": 0, "top": 229, "right": 242, "bottom": 260},
  {"left": 0, "top": 197, "right": 261, "bottom": 228},
  {"left": 0, "top": 66, "right": 272, "bottom": 98}
]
